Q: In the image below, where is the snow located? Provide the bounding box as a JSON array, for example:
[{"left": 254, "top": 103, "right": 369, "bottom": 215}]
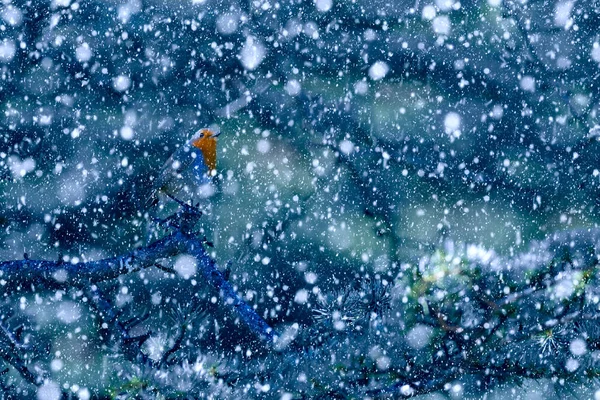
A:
[
  {"left": 554, "top": 1, "right": 574, "bottom": 29},
  {"left": 283, "top": 19, "right": 303, "bottom": 38},
  {"left": 354, "top": 80, "right": 368, "bottom": 95},
  {"left": 444, "top": 112, "right": 461, "bottom": 138},
  {"left": 256, "top": 383, "right": 270, "bottom": 392},
  {"left": 174, "top": 254, "right": 198, "bottom": 279},
  {"left": 8, "top": 156, "right": 35, "bottom": 178},
  {"left": 565, "top": 358, "right": 579, "bottom": 372},
  {"left": 435, "top": 0, "right": 454, "bottom": 11},
  {"left": 37, "top": 382, "right": 61, "bottom": 400},
  {"left": 399, "top": 385, "right": 414, "bottom": 396},
  {"left": 466, "top": 244, "right": 495, "bottom": 264},
  {"left": 0, "top": 39, "right": 16, "bottom": 63},
  {"left": 2, "top": 0, "right": 600, "bottom": 397},
  {"left": 37, "top": 111, "right": 53, "bottom": 126},
  {"left": 591, "top": 43, "right": 600, "bottom": 63},
  {"left": 75, "top": 43, "right": 92, "bottom": 62},
  {"left": 52, "top": 0, "right": 70, "bottom": 7},
  {"left": 1, "top": 6, "right": 23, "bottom": 26},
  {"left": 57, "top": 176, "right": 86, "bottom": 205},
  {"left": 369, "top": 61, "right": 389, "bottom": 81},
  {"left": 432, "top": 16, "right": 451, "bottom": 35},
  {"left": 422, "top": 5, "right": 437, "bottom": 20},
  {"left": 56, "top": 301, "right": 82, "bottom": 323},
  {"left": 406, "top": 324, "right": 434, "bottom": 349},
  {"left": 120, "top": 126, "right": 134, "bottom": 140},
  {"left": 303, "top": 22, "right": 320, "bottom": 39},
  {"left": 144, "top": 334, "right": 167, "bottom": 362},
  {"left": 451, "top": 384, "right": 463, "bottom": 395},
  {"left": 257, "top": 139, "right": 271, "bottom": 154},
  {"left": 304, "top": 272, "right": 317, "bottom": 284},
  {"left": 50, "top": 359, "right": 64, "bottom": 372},
  {"left": 571, "top": 94, "right": 590, "bottom": 112},
  {"left": 124, "top": 110, "right": 138, "bottom": 126},
  {"left": 589, "top": 125, "right": 600, "bottom": 138},
  {"left": 315, "top": 0, "right": 333, "bottom": 12},
  {"left": 376, "top": 356, "right": 391, "bottom": 370},
  {"left": 240, "top": 37, "right": 266, "bottom": 71},
  {"left": 117, "top": 0, "right": 141, "bottom": 24},
  {"left": 570, "top": 338, "right": 587, "bottom": 356},
  {"left": 519, "top": 75, "right": 535, "bottom": 92},
  {"left": 556, "top": 56, "right": 572, "bottom": 69},
  {"left": 52, "top": 269, "right": 68, "bottom": 283},
  {"left": 364, "top": 29, "right": 377, "bottom": 41},
  {"left": 113, "top": 75, "right": 132, "bottom": 92},
  {"left": 294, "top": 289, "right": 309, "bottom": 303},
  {"left": 77, "top": 389, "right": 91, "bottom": 400},
  {"left": 339, "top": 140, "right": 354, "bottom": 155},
  {"left": 284, "top": 79, "right": 301, "bottom": 96},
  {"left": 216, "top": 13, "right": 239, "bottom": 35},
  {"left": 554, "top": 274, "right": 576, "bottom": 299},
  {"left": 491, "top": 104, "right": 504, "bottom": 119}
]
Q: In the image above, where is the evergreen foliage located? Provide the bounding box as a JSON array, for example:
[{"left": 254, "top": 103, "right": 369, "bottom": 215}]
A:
[{"left": 1, "top": 0, "right": 600, "bottom": 398}]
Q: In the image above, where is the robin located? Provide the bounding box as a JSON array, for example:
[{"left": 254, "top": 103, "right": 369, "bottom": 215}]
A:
[{"left": 145, "top": 127, "right": 221, "bottom": 208}]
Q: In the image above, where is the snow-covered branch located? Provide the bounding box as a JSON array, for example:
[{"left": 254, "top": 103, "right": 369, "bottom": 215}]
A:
[{"left": 0, "top": 231, "right": 278, "bottom": 344}]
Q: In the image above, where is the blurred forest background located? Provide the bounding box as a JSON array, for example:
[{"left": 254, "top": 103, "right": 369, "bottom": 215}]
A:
[{"left": 2, "top": 0, "right": 600, "bottom": 398}]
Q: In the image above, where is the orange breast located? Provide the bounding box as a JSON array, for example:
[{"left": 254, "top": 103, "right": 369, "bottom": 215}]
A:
[{"left": 191, "top": 136, "right": 218, "bottom": 171}]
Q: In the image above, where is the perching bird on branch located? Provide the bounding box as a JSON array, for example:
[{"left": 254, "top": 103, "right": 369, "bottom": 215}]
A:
[{"left": 145, "top": 127, "right": 221, "bottom": 208}]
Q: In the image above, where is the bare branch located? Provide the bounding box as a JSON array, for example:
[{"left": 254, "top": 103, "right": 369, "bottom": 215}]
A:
[
  {"left": 0, "top": 232, "right": 278, "bottom": 344},
  {"left": 0, "top": 323, "right": 38, "bottom": 385}
]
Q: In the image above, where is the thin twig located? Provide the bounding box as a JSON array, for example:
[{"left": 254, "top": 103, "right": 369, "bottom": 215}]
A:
[
  {"left": 86, "top": 286, "right": 152, "bottom": 364},
  {"left": 160, "top": 325, "right": 186, "bottom": 367},
  {"left": 0, "top": 323, "right": 38, "bottom": 385}
]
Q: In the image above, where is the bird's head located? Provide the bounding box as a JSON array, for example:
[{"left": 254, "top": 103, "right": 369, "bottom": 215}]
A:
[
  {"left": 190, "top": 127, "right": 221, "bottom": 144},
  {"left": 189, "top": 127, "right": 221, "bottom": 171}
]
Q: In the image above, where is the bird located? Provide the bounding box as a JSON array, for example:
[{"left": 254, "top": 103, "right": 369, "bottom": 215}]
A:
[{"left": 145, "top": 127, "right": 221, "bottom": 208}]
